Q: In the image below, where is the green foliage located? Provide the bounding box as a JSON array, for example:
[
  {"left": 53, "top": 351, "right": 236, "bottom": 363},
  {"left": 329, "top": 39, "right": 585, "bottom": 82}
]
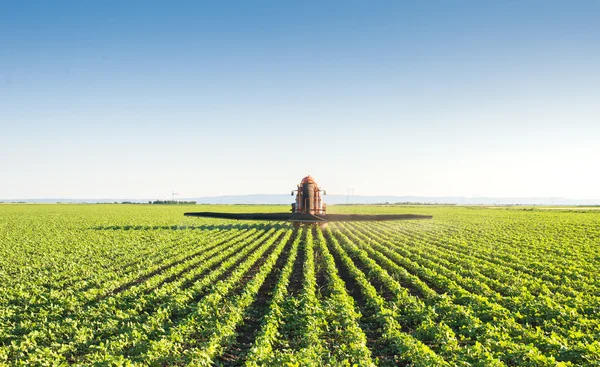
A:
[{"left": 0, "top": 204, "right": 598, "bottom": 366}]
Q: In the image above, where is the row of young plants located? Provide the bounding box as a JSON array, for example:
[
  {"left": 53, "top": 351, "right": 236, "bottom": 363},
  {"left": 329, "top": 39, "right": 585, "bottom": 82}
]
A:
[
  {"left": 2, "top": 227, "right": 276, "bottom": 365},
  {"left": 249, "top": 226, "right": 376, "bottom": 366},
  {"left": 378, "top": 222, "right": 600, "bottom": 340},
  {"left": 0, "top": 222, "right": 246, "bottom": 338},
  {"left": 311, "top": 227, "right": 375, "bottom": 365},
  {"left": 335, "top": 223, "right": 563, "bottom": 366},
  {"left": 366, "top": 224, "right": 580, "bottom": 355},
  {"left": 264, "top": 225, "right": 328, "bottom": 366},
  {"left": 245, "top": 227, "right": 304, "bottom": 365},
  {"left": 405, "top": 220, "right": 600, "bottom": 294},
  {"left": 322, "top": 227, "right": 455, "bottom": 366},
  {"left": 1, "top": 226, "right": 253, "bottom": 315},
  {"left": 136, "top": 229, "right": 294, "bottom": 366},
  {"left": 76, "top": 227, "right": 287, "bottom": 365},
  {"left": 370, "top": 221, "right": 600, "bottom": 351},
  {"left": 445, "top": 221, "right": 600, "bottom": 302},
  {"left": 2, "top": 205, "right": 599, "bottom": 365},
  {"left": 394, "top": 221, "right": 598, "bottom": 300},
  {"left": 68, "top": 227, "right": 275, "bottom": 362},
  {"left": 0, "top": 218, "right": 208, "bottom": 297},
  {"left": 341, "top": 222, "right": 598, "bottom": 366},
  {"left": 8, "top": 229, "right": 288, "bottom": 365},
  {"left": 336, "top": 222, "right": 562, "bottom": 366},
  {"left": 0, "top": 227, "right": 229, "bottom": 350},
  {"left": 425, "top": 217, "right": 600, "bottom": 291},
  {"left": 247, "top": 226, "right": 374, "bottom": 366}
]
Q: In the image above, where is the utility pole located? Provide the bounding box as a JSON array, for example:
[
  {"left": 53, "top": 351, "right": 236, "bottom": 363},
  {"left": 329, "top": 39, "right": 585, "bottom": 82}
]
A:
[{"left": 172, "top": 190, "right": 179, "bottom": 202}]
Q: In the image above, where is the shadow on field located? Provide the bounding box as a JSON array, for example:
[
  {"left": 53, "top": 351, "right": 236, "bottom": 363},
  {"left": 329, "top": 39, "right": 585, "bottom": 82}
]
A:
[{"left": 89, "top": 223, "right": 291, "bottom": 231}]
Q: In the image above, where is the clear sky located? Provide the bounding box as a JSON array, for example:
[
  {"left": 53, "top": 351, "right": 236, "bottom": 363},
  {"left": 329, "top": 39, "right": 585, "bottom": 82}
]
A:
[{"left": 2, "top": 1, "right": 599, "bottom": 199}]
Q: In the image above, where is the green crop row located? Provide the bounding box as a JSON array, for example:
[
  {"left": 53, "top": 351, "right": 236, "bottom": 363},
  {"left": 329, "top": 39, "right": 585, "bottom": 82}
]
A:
[{"left": 1, "top": 204, "right": 599, "bottom": 366}]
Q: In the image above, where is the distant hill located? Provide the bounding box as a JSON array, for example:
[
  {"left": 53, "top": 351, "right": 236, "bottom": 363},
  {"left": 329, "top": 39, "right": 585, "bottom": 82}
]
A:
[{"left": 3, "top": 195, "right": 600, "bottom": 206}]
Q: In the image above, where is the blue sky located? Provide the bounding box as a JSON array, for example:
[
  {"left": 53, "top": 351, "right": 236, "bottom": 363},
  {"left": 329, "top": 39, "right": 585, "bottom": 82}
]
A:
[{"left": 1, "top": 1, "right": 599, "bottom": 199}]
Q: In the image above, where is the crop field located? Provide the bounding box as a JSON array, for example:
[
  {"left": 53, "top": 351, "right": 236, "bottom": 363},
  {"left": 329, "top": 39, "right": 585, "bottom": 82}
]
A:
[{"left": 0, "top": 204, "right": 599, "bottom": 366}]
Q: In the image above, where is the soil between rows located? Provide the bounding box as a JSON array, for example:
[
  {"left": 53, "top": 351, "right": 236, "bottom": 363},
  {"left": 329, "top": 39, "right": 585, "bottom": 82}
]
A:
[
  {"left": 66, "top": 230, "right": 277, "bottom": 362},
  {"left": 216, "top": 228, "right": 299, "bottom": 366},
  {"left": 323, "top": 228, "right": 398, "bottom": 366}
]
